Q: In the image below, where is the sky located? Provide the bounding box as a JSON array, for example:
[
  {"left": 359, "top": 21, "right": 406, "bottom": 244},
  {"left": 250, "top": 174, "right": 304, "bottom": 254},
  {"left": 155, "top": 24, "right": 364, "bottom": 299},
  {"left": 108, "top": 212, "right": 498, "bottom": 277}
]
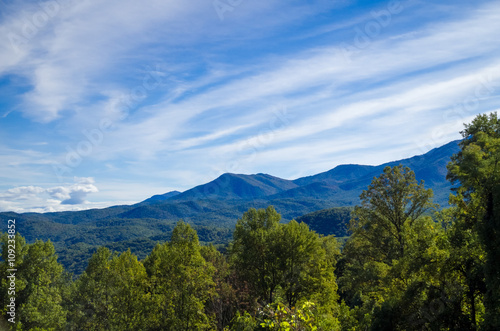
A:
[{"left": 0, "top": 0, "right": 499, "bottom": 213}]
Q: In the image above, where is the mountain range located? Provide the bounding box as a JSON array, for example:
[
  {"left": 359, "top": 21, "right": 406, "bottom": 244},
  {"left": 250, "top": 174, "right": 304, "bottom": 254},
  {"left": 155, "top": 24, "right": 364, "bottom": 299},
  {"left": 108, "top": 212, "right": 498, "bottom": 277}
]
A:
[
  {"left": 139, "top": 138, "right": 459, "bottom": 213},
  {"left": 0, "top": 140, "right": 461, "bottom": 274}
]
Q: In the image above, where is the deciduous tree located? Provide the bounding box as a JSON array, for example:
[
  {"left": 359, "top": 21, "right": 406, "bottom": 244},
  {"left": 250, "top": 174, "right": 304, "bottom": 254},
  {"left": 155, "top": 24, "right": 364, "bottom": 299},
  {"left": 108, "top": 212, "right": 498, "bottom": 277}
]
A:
[
  {"left": 447, "top": 112, "right": 500, "bottom": 329},
  {"left": 340, "top": 165, "right": 441, "bottom": 330},
  {"left": 1, "top": 235, "right": 67, "bottom": 330},
  {"left": 230, "top": 206, "right": 341, "bottom": 328},
  {"left": 144, "top": 221, "right": 215, "bottom": 330}
]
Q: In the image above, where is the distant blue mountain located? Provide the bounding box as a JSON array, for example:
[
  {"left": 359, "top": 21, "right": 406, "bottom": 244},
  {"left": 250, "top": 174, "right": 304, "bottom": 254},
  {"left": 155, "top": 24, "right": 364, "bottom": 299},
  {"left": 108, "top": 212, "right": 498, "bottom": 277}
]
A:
[
  {"left": 170, "top": 173, "right": 298, "bottom": 201},
  {"left": 141, "top": 140, "right": 460, "bottom": 208}
]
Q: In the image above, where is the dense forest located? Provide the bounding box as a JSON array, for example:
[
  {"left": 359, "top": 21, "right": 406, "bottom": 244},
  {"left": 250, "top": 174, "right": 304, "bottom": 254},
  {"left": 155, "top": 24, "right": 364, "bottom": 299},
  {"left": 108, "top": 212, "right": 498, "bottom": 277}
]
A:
[{"left": 1, "top": 113, "right": 500, "bottom": 330}]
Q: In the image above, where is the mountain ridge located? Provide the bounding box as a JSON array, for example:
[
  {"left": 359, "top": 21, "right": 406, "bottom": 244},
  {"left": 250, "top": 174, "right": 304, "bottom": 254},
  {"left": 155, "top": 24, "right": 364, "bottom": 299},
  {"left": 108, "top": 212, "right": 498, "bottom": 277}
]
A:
[{"left": 140, "top": 139, "right": 460, "bottom": 208}]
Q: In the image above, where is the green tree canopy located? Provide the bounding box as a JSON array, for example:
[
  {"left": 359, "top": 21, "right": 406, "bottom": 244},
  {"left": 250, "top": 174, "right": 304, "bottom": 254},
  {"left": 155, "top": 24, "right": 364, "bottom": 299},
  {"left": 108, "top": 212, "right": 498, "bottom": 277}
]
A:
[
  {"left": 230, "top": 206, "right": 341, "bottom": 328},
  {"left": 350, "top": 165, "right": 436, "bottom": 262},
  {"left": 340, "top": 165, "right": 443, "bottom": 330},
  {"left": 447, "top": 111, "right": 500, "bottom": 329},
  {"left": 230, "top": 206, "right": 283, "bottom": 305},
  {"left": 1, "top": 234, "right": 66, "bottom": 331},
  {"left": 144, "top": 221, "right": 215, "bottom": 330}
]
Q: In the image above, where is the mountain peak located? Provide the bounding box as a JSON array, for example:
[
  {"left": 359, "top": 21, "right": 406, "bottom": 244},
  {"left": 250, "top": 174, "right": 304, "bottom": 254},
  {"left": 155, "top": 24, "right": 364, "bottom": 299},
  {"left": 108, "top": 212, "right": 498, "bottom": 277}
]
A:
[{"left": 142, "top": 140, "right": 460, "bottom": 206}]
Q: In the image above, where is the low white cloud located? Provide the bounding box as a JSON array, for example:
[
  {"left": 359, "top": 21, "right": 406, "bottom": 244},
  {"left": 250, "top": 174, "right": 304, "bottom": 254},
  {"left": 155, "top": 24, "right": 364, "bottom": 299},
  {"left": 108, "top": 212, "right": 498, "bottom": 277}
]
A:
[
  {"left": 0, "top": 186, "right": 46, "bottom": 200},
  {"left": 0, "top": 177, "right": 98, "bottom": 212}
]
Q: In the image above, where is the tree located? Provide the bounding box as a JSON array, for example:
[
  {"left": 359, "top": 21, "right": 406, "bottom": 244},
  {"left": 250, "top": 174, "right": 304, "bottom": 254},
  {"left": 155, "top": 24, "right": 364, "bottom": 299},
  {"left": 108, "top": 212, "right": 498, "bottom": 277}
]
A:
[
  {"left": 106, "top": 250, "right": 150, "bottom": 330},
  {"left": 19, "top": 240, "right": 67, "bottom": 330},
  {"left": 1, "top": 234, "right": 67, "bottom": 330},
  {"left": 70, "top": 247, "right": 115, "bottom": 330},
  {"left": 438, "top": 203, "right": 486, "bottom": 329},
  {"left": 277, "top": 220, "right": 338, "bottom": 309},
  {"left": 351, "top": 165, "right": 436, "bottom": 262},
  {"left": 230, "top": 206, "right": 341, "bottom": 328},
  {"left": 447, "top": 112, "right": 500, "bottom": 329},
  {"left": 70, "top": 247, "right": 150, "bottom": 330},
  {"left": 144, "top": 221, "right": 215, "bottom": 330},
  {"left": 339, "top": 165, "right": 440, "bottom": 329},
  {"left": 200, "top": 244, "right": 239, "bottom": 331},
  {"left": 230, "top": 206, "right": 283, "bottom": 305},
  {"left": 0, "top": 232, "right": 28, "bottom": 324}
]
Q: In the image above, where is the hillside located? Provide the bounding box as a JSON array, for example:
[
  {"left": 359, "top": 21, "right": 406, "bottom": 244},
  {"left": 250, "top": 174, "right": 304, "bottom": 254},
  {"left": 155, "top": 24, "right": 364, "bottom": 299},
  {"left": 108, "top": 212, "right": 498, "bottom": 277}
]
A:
[{"left": 295, "top": 207, "right": 353, "bottom": 238}]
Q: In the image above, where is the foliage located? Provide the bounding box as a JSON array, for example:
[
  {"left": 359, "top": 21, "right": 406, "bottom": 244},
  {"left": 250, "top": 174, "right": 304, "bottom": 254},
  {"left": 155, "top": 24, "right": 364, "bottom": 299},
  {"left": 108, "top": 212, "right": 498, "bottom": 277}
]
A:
[
  {"left": 200, "top": 244, "right": 239, "bottom": 330},
  {"left": 438, "top": 202, "right": 486, "bottom": 329},
  {"left": 339, "top": 165, "right": 448, "bottom": 330},
  {"left": 0, "top": 141, "right": 460, "bottom": 276},
  {"left": 70, "top": 248, "right": 150, "bottom": 330},
  {"left": 257, "top": 302, "right": 320, "bottom": 331},
  {"left": 447, "top": 111, "right": 500, "bottom": 329},
  {"left": 227, "top": 311, "right": 257, "bottom": 331},
  {"left": 230, "top": 206, "right": 284, "bottom": 305},
  {"left": 230, "top": 206, "right": 340, "bottom": 317},
  {"left": 1, "top": 234, "right": 66, "bottom": 331},
  {"left": 144, "top": 221, "right": 215, "bottom": 330}
]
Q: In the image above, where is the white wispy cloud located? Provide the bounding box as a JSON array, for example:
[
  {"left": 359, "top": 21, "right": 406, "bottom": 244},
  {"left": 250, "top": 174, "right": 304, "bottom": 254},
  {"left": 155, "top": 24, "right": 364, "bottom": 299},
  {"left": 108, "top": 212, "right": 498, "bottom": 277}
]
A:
[
  {"left": 0, "top": 0, "right": 499, "bottom": 212},
  {"left": 1, "top": 0, "right": 345, "bottom": 122},
  {"left": 95, "top": 1, "right": 500, "bottom": 172}
]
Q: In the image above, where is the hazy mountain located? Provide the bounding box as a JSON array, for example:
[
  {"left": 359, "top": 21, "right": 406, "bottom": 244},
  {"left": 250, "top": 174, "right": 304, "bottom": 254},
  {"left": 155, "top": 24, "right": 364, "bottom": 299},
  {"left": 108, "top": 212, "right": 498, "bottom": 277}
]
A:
[
  {"left": 294, "top": 164, "right": 377, "bottom": 186},
  {"left": 2, "top": 140, "right": 460, "bottom": 227},
  {"left": 289, "top": 140, "right": 460, "bottom": 204}
]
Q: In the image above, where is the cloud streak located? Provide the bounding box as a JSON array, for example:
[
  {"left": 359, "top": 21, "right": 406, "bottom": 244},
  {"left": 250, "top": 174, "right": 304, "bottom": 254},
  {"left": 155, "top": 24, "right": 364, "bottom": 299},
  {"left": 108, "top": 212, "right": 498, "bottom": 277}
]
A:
[{"left": 0, "top": 0, "right": 499, "bottom": 212}]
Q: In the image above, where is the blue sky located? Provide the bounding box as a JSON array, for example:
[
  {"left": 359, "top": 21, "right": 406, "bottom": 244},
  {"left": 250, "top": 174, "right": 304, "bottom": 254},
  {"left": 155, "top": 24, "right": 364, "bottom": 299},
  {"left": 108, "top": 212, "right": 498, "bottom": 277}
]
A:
[{"left": 0, "top": 0, "right": 499, "bottom": 212}]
